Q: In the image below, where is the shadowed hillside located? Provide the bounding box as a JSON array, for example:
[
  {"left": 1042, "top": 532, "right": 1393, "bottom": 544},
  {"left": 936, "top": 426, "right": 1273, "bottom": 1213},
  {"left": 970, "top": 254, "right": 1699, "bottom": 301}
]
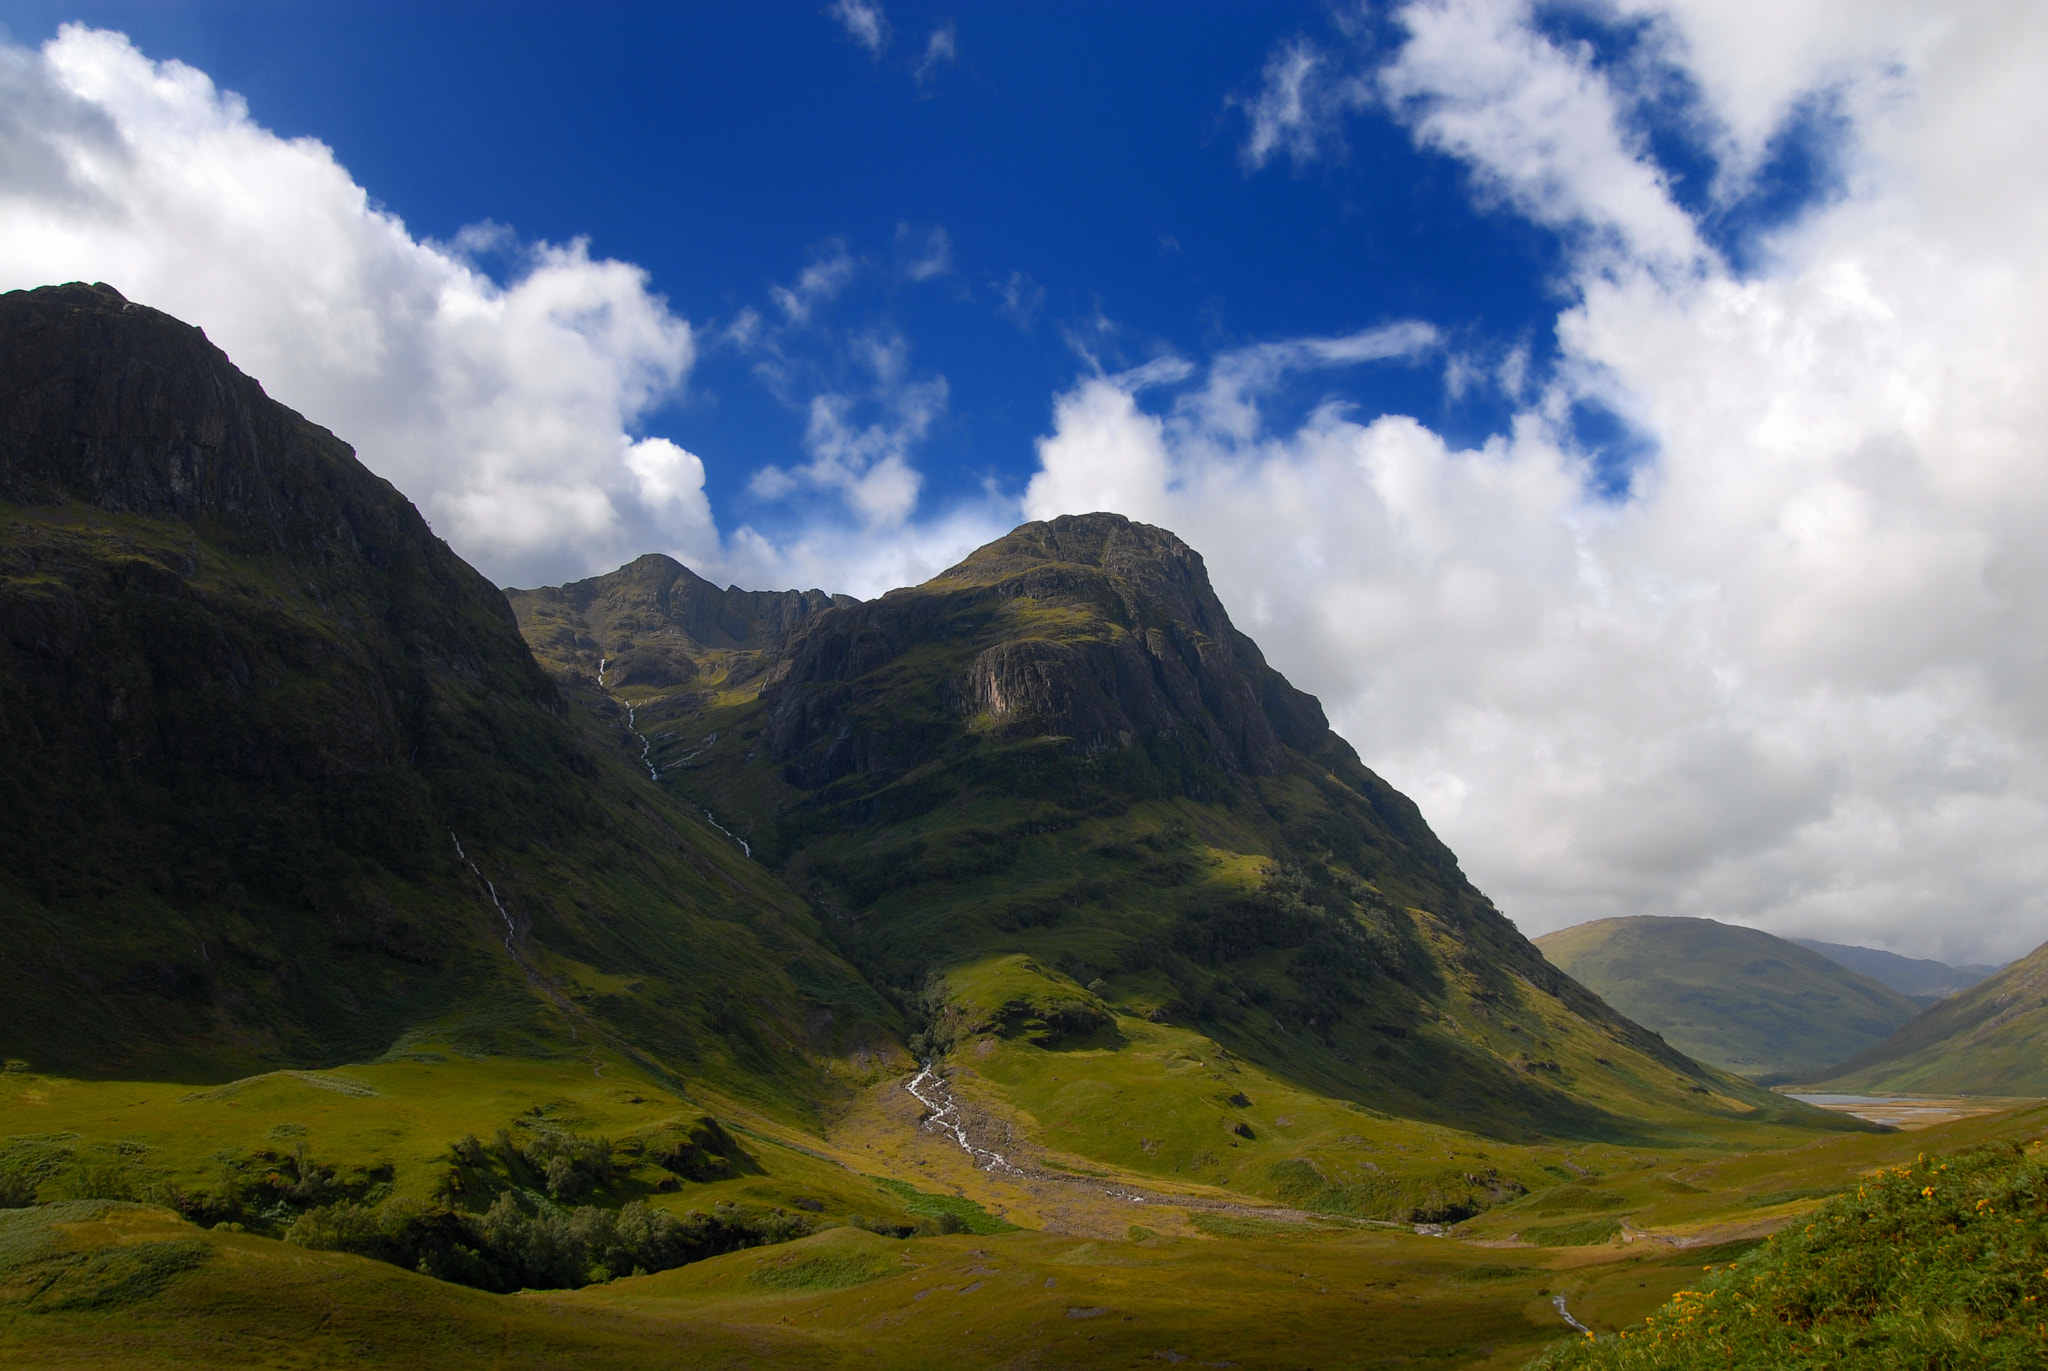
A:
[
  {"left": 0, "top": 282, "right": 898, "bottom": 1107},
  {"left": 1536, "top": 917, "right": 1921, "bottom": 1084}
]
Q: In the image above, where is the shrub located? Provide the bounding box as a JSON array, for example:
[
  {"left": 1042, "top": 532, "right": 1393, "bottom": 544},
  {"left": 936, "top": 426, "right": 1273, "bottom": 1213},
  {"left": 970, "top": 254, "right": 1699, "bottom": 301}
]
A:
[
  {"left": 289, "top": 1192, "right": 809, "bottom": 1293},
  {"left": 1531, "top": 1139, "right": 2048, "bottom": 1369}
]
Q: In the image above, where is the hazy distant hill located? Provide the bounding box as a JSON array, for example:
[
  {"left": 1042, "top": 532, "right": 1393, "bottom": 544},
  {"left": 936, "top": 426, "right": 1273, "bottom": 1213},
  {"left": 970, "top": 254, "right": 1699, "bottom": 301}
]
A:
[
  {"left": 1536, "top": 917, "right": 1922, "bottom": 1083},
  {"left": 1805, "top": 936, "right": 2048, "bottom": 1095},
  {"left": 1789, "top": 938, "right": 2003, "bottom": 1005}
]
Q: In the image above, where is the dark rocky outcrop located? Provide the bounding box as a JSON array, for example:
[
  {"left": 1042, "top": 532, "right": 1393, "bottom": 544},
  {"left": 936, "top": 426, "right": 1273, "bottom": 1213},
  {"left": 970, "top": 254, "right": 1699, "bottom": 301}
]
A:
[
  {"left": 760, "top": 514, "right": 1330, "bottom": 792},
  {"left": 506, "top": 554, "right": 854, "bottom": 690}
]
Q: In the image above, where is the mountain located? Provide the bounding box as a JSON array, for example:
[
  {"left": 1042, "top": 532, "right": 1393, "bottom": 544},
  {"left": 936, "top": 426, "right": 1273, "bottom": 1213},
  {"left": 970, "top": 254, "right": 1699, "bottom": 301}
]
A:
[
  {"left": 509, "top": 517, "right": 1839, "bottom": 1159},
  {"left": 1789, "top": 938, "right": 2003, "bottom": 1005},
  {"left": 507, "top": 552, "right": 856, "bottom": 691},
  {"left": 1805, "top": 935, "right": 2048, "bottom": 1095},
  {"left": 1534, "top": 917, "right": 1923, "bottom": 1083},
  {"left": 0, "top": 282, "right": 896, "bottom": 1106}
]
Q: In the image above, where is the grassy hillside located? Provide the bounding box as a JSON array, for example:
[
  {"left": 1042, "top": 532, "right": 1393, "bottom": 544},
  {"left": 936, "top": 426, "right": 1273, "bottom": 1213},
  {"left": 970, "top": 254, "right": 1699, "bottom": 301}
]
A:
[
  {"left": 1535, "top": 918, "right": 1922, "bottom": 1084},
  {"left": 510, "top": 517, "right": 1845, "bottom": 1159},
  {"left": 1806, "top": 936, "right": 2048, "bottom": 1095},
  {"left": 9, "top": 1083, "right": 2041, "bottom": 1370},
  {"left": 0, "top": 282, "right": 899, "bottom": 1116},
  {"left": 1530, "top": 1125, "right": 2048, "bottom": 1370},
  {"left": 1790, "top": 937, "right": 2003, "bottom": 1004}
]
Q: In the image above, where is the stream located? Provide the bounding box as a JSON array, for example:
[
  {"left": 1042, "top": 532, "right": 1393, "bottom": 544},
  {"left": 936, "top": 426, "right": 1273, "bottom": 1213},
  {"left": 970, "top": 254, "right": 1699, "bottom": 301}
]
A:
[
  {"left": 598, "top": 656, "right": 661, "bottom": 781},
  {"left": 905, "top": 1063, "right": 1026, "bottom": 1177},
  {"left": 450, "top": 830, "right": 515, "bottom": 951},
  {"left": 1553, "top": 1294, "right": 1591, "bottom": 1334}
]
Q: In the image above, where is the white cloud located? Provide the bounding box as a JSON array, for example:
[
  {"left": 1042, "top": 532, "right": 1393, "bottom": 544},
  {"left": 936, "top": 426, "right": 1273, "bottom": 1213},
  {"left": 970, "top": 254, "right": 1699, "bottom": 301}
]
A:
[
  {"left": 1376, "top": 0, "right": 1705, "bottom": 269},
  {"left": 1236, "top": 37, "right": 1371, "bottom": 171},
  {"left": 748, "top": 328, "right": 946, "bottom": 528},
  {"left": 1036, "top": 0, "right": 2048, "bottom": 965},
  {"left": 0, "top": 24, "right": 705, "bottom": 587},
  {"left": 828, "top": 0, "right": 891, "bottom": 57},
  {"left": 915, "top": 23, "right": 958, "bottom": 85},
  {"left": 770, "top": 239, "right": 859, "bottom": 325}
]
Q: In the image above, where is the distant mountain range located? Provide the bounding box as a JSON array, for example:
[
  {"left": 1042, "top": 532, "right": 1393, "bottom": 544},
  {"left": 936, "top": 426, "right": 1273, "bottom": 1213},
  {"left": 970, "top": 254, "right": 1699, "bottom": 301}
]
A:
[
  {"left": 1789, "top": 939, "right": 2003, "bottom": 1004},
  {"left": 1806, "top": 938, "right": 2048, "bottom": 1096},
  {"left": 1535, "top": 917, "right": 1923, "bottom": 1084}
]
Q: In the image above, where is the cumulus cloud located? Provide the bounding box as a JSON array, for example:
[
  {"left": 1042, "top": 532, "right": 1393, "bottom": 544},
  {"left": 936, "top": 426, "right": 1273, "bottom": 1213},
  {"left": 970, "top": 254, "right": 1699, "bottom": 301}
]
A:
[
  {"left": 0, "top": 24, "right": 707, "bottom": 587},
  {"left": 1039, "top": 0, "right": 2048, "bottom": 964}
]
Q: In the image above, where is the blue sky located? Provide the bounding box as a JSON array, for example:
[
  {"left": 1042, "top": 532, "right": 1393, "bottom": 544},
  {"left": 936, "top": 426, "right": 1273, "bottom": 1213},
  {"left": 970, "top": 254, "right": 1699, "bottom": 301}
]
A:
[
  {"left": 5, "top": 2, "right": 2047, "bottom": 963},
  {"left": 9, "top": 0, "right": 1573, "bottom": 530}
]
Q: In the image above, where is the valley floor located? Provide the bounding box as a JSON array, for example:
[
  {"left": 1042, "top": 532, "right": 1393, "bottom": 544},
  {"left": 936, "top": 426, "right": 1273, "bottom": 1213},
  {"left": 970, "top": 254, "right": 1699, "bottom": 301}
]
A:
[{"left": 5, "top": 1053, "right": 2044, "bottom": 1369}]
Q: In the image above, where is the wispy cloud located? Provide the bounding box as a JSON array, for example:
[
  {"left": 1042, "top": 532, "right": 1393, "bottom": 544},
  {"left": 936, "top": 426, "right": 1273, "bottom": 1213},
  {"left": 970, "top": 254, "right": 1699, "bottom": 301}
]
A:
[
  {"left": 1235, "top": 36, "right": 1371, "bottom": 171},
  {"left": 991, "top": 269, "right": 1045, "bottom": 330},
  {"left": 895, "top": 222, "right": 953, "bottom": 282},
  {"left": 748, "top": 328, "right": 946, "bottom": 527},
  {"left": 827, "top": 0, "right": 890, "bottom": 56},
  {"left": 770, "top": 239, "right": 859, "bottom": 325},
  {"left": 915, "top": 22, "right": 958, "bottom": 85}
]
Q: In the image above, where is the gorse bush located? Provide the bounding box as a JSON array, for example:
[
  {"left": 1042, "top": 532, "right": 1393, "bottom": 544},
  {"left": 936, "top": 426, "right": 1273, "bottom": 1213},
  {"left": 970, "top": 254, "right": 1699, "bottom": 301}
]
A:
[{"left": 1530, "top": 1139, "right": 2048, "bottom": 1369}]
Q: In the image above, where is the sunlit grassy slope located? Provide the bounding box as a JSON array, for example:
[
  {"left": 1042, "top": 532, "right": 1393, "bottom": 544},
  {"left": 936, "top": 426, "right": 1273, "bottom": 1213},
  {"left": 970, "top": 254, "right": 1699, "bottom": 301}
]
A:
[
  {"left": 1535, "top": 918, "right": 1922, "bottom": 1084},
  {"left": 1806, "top": 935, "right": 2048, "bottom": 1095},
  {"left": 10, "top": 1090, "right": 2044, "bottom": 1371}
]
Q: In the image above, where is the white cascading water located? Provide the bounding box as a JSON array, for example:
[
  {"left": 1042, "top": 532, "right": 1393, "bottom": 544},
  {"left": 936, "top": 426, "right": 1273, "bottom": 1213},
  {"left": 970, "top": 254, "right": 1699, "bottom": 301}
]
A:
[
  {"left": 904, "top": 1062, "right": 1025, "bottom": 1176},
  {"left": 450, "top": 830, "right": 515, "bottom": 951}
]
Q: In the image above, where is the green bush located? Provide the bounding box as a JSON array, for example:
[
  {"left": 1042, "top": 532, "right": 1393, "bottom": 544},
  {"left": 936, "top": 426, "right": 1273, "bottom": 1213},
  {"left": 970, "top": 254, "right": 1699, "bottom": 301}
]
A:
[
  {"left": 1530, "top": 1140, "right": 2048, "bottom": 1369},
  {"left": 290, "top": 1192, "right": 810, "bottom": 1293}
]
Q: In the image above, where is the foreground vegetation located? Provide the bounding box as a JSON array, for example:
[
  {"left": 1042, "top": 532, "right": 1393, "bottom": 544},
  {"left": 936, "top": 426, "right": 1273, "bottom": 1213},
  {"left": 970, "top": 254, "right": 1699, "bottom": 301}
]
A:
[{"left": 1533, "top": 1131, "right": 2048, "bottom": 1369}]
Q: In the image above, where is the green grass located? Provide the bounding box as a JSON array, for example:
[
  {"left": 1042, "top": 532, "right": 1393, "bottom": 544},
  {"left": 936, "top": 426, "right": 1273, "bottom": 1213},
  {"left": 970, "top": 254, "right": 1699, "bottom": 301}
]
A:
[
  {"left": 871, "top": 1178, "right": 1017, "bottom": 1235},
  {"left": 1530, "top": 1132, "right": 2048, "bottom": 1369}
]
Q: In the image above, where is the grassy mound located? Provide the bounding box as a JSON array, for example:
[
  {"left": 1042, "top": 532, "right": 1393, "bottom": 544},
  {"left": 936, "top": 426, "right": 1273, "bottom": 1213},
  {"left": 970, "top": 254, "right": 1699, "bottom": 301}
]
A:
[{"left": 1531, "top": 1137, "right": 2048, "bottom": 1368}]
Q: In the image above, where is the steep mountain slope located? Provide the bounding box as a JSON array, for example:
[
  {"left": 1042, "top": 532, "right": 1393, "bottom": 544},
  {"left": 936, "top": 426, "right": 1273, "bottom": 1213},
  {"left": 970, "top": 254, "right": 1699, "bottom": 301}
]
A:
[
  {"left": 0, "top": 282, "right": 896, "bottom": 1108},
  {"left": 1789, "top": 938, "right": 2003, "bottom": 1004},
  {"left": 1806, "top": 935, "right": 2048, "bottom": 1094},
  {"left": 1535, "top": 918, "right": 1921, "bottom": 1083},
  {"left": 512, "top": 516, "right": 1840, "bottom": 1159}
]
